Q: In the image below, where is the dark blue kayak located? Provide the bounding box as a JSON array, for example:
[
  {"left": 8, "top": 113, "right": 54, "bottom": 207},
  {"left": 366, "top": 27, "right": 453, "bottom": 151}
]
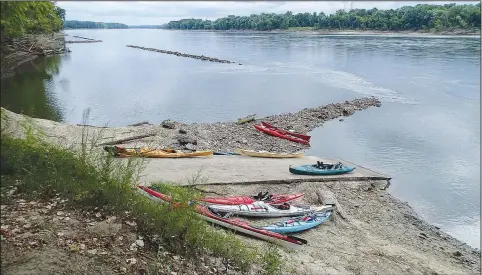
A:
[{"left": 289, "top": 161, "right": 355, "bottom": 175}]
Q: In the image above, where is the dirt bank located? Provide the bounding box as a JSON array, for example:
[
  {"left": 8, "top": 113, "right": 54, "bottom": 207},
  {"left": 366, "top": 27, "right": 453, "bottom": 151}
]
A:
[
  {"left": 197, "top": 181, "right": 481, "bottom": 274},
  {"left": 0, "top": 185, "right": 243, "bottom": 275},
  {"left": 1, "top": 33, "right": 69, "bottom": 79},
  {"left": 0, "top": 97, "right": 381, "bottom": 154}
]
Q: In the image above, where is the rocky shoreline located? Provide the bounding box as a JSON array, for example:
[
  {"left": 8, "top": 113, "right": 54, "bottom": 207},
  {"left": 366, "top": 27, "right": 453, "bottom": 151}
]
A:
[{"left": 1, "top": 97, "right": 381, "bottom": 154}]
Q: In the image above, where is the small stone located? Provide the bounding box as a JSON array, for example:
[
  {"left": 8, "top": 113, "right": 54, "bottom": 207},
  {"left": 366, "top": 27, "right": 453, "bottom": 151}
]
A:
[
  {"left": 453, "top": 251, "right": 462, "bottom": 257},
  {"left": 126, "top": 258, "right": 137, "bottom": 265},
  {"left": 57, "top": 232, "right": 64, "bottom": 237},
  {"left": 95, "top": 213, "right": 102, "bottom": 218},
  {"left": 179, "top": 129, "right": 187, "bottom": 134},
  {"left": 161, "top": 120, "right": 176, "bottom": 129},
  {"left": 120, "top": 267, "right": 127, "bottom": 273},
  {"left": 80, "top": 243, "right": 86, "bottom": 250},
  {"left": 125, "top": 221, "right": 136, "bottom": 227},
  {"left": 87, "top": 249, "right": 97, "bottom": 255},
  {"left": 135, "top": 239, "right": 144, "bottom": 248},
  {"left": 56, "top": 211, "right": 64, "bottom": 216},
  {"left": 107, "top": 216, "right": 116, "bottom": 223}
]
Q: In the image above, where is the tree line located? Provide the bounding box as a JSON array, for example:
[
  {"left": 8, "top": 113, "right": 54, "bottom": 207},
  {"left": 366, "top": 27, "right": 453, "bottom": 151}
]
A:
[
  {"left": 162, "top": 3, "right": 481, "bottom": 32},
  {"left": 1, "top": 1, "right": 65, "bottom": 39},
  {"left": 64, "top": 20, "right": 128, "bottom": 29}
]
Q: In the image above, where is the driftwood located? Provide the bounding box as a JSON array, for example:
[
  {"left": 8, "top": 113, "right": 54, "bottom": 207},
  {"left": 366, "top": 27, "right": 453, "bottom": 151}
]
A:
[
  {"left": 316, "top": 189, "right": 349, "bottom": 221},
  {"left": 127, "top": 121, "right": 151, "bottom": 127},
  {"left": 76, "top": 124, "right": 108, "bottom": 128},
  {"left": 98, "top": 133, "right": 156, "bottom": 146}
]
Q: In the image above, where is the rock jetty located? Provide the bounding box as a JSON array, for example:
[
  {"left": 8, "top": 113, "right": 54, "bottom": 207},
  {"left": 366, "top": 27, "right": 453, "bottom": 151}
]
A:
[
  {"left": 66, "top": 40, "right": 102, "bottom": 44},
  {"left": 126, "top": 45, "right": 240, "bottom": 65}
]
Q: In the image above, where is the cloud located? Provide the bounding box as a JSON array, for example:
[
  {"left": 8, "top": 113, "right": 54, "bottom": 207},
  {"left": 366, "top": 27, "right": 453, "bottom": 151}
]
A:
[{"left": 57, "top": 1, "right": 479, "bottom": 25}]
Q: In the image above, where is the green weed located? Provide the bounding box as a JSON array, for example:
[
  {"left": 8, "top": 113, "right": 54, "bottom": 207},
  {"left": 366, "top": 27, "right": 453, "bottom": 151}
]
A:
[{"left": 0, "top": 114, "right": 286, "bottom": 273}]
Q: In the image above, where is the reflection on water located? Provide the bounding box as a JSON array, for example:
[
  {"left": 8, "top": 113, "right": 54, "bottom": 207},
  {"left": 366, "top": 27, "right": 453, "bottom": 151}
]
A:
[{"left": 1, "top": 55, "right": 65, "bottom": 122}]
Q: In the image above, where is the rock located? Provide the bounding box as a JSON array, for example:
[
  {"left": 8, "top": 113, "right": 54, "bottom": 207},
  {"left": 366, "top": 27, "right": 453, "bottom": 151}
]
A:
[
  {"left": 126, "top": 258, "right": 137, "bottom": 265},
  {"left": 342, "top": 107, "right": 355, "bottom": 116},
  {"left": 162, "top": 120, "right": 176, "bottom": 129},
  {"left": 125, "top": 221, "right": 136, "bottom": 227},
  {"left": 177, "top": 135, "right": 197, "bottom": 146},
  {"left": 376, "top": 102, "right": 382, "bottom": 107},
  {"left": 453, "top": 251, "right": 462, "bottom": 257},
  {"left": 87, "top": 249, "right": 97, "bottom": 255},
  {"left": 135, "top": 239, "right": 144, "bottom": 248},
  {"left": 339, "top": 119, "right": 344, "bottom": 122},
  {"left": 87, "top": 221, "right": 121, "bottom": 237},
  {"left": 179, "top": 129, "right": 187, "bottom": 134}
]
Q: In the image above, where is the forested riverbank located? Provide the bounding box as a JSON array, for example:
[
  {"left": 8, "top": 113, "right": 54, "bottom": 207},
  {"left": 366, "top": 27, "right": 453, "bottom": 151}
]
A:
[{"left": 163, "top": 3, "right": 481, "bottom": 34}]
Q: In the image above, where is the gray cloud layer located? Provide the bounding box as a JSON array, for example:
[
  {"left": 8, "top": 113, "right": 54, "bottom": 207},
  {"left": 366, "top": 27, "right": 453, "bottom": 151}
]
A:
[{"left": 57, "top": 1, "right": 478, "bottom": 25}]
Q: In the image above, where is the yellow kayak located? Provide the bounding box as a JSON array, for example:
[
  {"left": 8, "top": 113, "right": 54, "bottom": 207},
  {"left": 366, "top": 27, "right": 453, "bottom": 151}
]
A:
[
  {"left": 105, "top": 146, "right": 213, "bottom": 158},
  {"left": 237, "top": 149, "right": 304, "bottom": 158}
]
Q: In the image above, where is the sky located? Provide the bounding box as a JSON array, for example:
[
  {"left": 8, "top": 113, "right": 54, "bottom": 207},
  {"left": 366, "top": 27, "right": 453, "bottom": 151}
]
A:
[{"left": 57, "top": 1, "right": 479, "bottom": 26}]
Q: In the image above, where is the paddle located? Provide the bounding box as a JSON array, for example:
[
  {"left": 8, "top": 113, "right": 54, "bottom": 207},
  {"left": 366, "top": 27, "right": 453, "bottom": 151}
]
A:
[{"left": 286, "top": 235, "right": 308, "bottom": 244}]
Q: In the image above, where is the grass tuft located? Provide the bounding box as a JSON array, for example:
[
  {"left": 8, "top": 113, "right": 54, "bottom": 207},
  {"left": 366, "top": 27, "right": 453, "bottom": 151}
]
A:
[{"left": 0, "top": 112, "right": 286, "bottom": 273}]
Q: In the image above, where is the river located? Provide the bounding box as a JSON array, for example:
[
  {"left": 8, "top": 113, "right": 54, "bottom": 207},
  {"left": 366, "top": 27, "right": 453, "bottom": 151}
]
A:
[{"left": 1, "top": 29, "right": 480, "bottom": 249}]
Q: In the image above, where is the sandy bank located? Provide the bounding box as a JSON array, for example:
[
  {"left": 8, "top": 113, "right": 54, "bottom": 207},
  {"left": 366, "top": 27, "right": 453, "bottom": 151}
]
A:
[
  {"left": 198, "top": 181, "right": 480, "bottom": 274},
  {"left": 1, "top": 99, "right": 480, "bottom": 274}
]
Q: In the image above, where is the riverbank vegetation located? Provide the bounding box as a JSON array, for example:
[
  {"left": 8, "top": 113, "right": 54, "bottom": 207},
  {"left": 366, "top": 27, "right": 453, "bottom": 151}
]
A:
[
  {"left": 0, "top": 113, "right": 283, "bottom": 274},
  {"left": 163, "top": 3, "right": 481, "bottom": 33},
  {"left": 64, "top": 20, "right": 128, "bottom": 29},
  {"left": 0, "top": 2, "right": 65, "bottom": 40}
]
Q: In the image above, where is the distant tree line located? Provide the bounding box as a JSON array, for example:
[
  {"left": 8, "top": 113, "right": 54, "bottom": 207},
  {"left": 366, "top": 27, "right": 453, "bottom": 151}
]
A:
[
  {"left": 162, "top": 3, "right": 481, "bottom": 32},
  {"left": 64, "top": 20, "right": 128, "bottom": 29},
  {"left": 0, "top": 1, "right": 65, "bottom": 39},
  {"left": 128, "top": 25, "right": 163, "bottom": 29}
]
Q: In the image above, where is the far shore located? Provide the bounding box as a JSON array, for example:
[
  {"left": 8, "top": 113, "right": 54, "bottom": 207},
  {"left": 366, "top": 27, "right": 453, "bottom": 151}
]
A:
[{"left": 159, "top": 27, "right": 481, "bottom": 37}]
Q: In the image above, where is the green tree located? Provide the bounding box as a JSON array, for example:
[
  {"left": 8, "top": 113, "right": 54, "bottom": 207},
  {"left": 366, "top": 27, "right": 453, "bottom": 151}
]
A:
[
  {"left": 1, "top": 1, "right": 63, "bottom": 39},
  {"left": 162, "top": 3, "right": 481, "bottom": 33}
]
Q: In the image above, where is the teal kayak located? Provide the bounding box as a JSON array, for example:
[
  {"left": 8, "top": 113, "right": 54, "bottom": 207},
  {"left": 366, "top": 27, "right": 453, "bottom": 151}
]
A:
[
  {"left": 262, "top": 211, "right": 332, "bottom": 234},
  {"left": 289, "top": 161, "right": 355, "bottom": 175}
]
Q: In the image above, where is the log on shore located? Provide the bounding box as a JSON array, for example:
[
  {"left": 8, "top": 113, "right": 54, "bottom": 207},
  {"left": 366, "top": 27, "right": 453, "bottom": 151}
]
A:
[{"left": 98, "top": 133, "right": 157, "bottom": 146}]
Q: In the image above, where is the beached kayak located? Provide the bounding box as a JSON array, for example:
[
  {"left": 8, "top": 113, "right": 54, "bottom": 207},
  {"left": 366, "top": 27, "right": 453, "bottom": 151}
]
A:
[
  {"left": 207, "top": 201, "right": 332, "bottom": 218},
  {"left": 261, "top": 211, "right": 332, "bottom": 234},
  {"left": 254, "top": 124, "right": 309, "bottom": 145},
  {"left": 237, "top": 149, "right": 304, "bottom": 158},
  {"left": 104, "top": 146, "right": 213, "bottom": 158},
  {"left": 289, "top": 161, "right": 355, "bottom": 175},
  {"left": 261, "top": 122, "right": 311, "bottom": 141},
  {"left": 137, "top": 185, "right": 307, "bottom": 249},
  {"left": 201, "top": 192, "right": 305, "bottom": 205}
]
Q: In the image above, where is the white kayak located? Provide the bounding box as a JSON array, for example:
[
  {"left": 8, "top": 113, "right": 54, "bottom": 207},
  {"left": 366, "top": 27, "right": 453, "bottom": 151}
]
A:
[{"left": 207, "top": 201, "right": 333, "bottom": 217}]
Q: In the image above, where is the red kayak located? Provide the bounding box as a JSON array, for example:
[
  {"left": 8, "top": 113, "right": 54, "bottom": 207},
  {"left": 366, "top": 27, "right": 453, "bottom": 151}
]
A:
[
  {"left": 201, "top": 192, "right": 305, "bottom": 205},
  {"left": 254, "top": 124, "right": 309, "bottom": 144},
  {"left": 137, "top": 186, "right": 307, "bottom": 249},
  {"left": 261, "top": 122, "right": 311, "bottom": 141}
]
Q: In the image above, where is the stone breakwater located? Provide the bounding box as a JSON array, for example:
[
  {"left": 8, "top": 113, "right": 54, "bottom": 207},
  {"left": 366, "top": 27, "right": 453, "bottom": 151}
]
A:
[
  {"left": 126, "top": 45, "right": 241, "bottom": 65},
  {"left": 66, "top": 40, "right": 102, "bottom": 44},
  {"left": 72, "top": 36, "right": 97, "bottom": 41}
]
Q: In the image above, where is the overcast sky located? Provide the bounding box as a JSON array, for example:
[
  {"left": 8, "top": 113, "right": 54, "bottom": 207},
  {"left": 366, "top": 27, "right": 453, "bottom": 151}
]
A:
[{"left": 57, "top": 1, "right": 478, "bottom": 26}]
